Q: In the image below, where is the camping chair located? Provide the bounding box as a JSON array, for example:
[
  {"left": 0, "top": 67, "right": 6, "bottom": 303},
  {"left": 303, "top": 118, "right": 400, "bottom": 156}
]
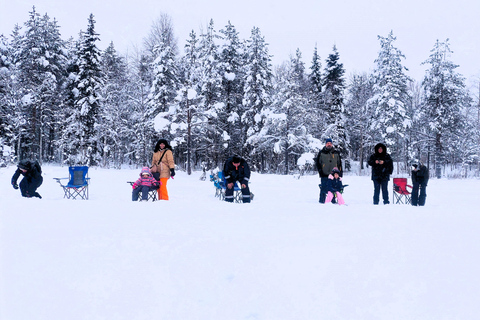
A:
[
  {"left": 54, "top": 166, "right": 90, "bottom": 200},
  {"left": 211, "top": 172, "right": 224, "bottom": 199},
  {"left": 127, "top": 181, "right": 157, "bottom": 201},
  {"left": 393, "top": 178, "right": 412, "bottom": 204},
  {"left": 215, "top": 171, "right": 253, "bottom": 203}
]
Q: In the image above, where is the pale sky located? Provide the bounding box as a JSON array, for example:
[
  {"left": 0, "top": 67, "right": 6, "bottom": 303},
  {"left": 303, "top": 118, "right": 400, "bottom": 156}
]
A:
[{"left": 1, "top": 0, "right": 480, "bottom": 84}]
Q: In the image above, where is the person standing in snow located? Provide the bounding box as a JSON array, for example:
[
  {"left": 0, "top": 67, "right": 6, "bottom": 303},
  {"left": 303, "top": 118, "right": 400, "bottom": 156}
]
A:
[
  {"left": 315, "top": 138, "right": 343, "bottom": 203},
  {"left": 223, "top": 156, "right": 251, "bottom": 203},
  {"left": 367, "top": 143, "right": 393, "bottom": 205},
  {"left": 151, "top": 139, "right": 175, "bottom": 200},
  {"left": 11, "top": 160, "right": 43, "bottom": 198},
  {"left": 411, "top": 160, "right": 429, "bottom": 206}
]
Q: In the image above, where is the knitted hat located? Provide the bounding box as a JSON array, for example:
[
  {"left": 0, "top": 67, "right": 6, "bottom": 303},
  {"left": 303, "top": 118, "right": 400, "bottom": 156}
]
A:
[
  {"left": 232, "top": 156, "right": 241, "bottom": 163},
  {"left": 325, "top": 138, "right": 333, "bottom": 144},
  {"left": 331, "top": 167, "right": 340, "bottom": 175},
  {"left": 140, "top": 167, "right": 152, "bottom": 176}
]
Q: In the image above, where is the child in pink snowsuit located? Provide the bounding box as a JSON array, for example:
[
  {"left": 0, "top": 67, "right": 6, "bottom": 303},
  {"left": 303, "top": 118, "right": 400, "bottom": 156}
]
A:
[
  {"left": 325, "top": 167, "right": 345, "bottom": 205},
  {"left": 132, "top": 167, "right": 160, "bottom": 201}
]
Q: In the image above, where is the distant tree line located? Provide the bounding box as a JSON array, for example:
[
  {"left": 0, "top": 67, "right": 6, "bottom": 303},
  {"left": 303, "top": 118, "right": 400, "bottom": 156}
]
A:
[{"left": 1, "top": 8, "right": 479, "bottom": 178}]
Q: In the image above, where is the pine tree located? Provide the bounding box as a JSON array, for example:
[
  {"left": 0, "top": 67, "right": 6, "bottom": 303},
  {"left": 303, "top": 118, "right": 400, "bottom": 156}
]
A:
[
  {"left": 369, "top": 31, "right": 411, "bottom": 160},
  {"left": 421, "top": 39, "right": 465, "bottom": 178},
  {"left": 170, "top": 30, "right": 203, "bottom": 174},
  {"left": 63, "top": 14, "right": 103, "bottom": 165},
  {"left": 266, "top": 49, "right": 317, "bottom": 174},
  {"left": 307, "top": 44, "right": 326, "bottom": 145},
  {"left": 197, "top": 19, "right": 224, "bottom": 165},
  {"left": 323, "top": 45, "right": 349, "bottom": 165},
  {"left": 309, "top": 44, "right": 323, "bottom": 98},
  {"left": 146, "top": 36, "right": 177, "bottom": 140},
  {"left": 99, "top": 42, "right": 130, "bottom": 167},
  {"left": 13, "top": 8, "right": 67, "bottom": 162},
  {"left": 218, "top": 21, "right": 245, "bottom": 157},
  {"left": 242, "top": 26, "right": 273, "bottom": 170},
  {"left": 129, "top": 53, "right": 156, "bottom": 166},
  {"left": 345, "top": 73, "right": 375, "bottom": 170},
  {"left": 0, "top": 34, "right": 15, "bottom": 157}
]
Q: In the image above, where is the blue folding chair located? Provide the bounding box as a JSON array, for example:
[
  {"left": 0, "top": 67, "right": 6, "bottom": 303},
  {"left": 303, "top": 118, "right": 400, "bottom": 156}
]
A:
[{"left": 54, "top": 166, "right": 90, "bottom": 200}]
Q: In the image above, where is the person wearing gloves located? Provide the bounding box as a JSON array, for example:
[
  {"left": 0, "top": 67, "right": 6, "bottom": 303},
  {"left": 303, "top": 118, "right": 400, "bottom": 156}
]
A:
[
  {"left": 367, "top": 143, "right": 394, "bottom": 205},
  {"left": 151, "top": 139, "right": 175, "bottom": 200},
  {"left": 223, "top": 155, "right": 251, "bottom": 203},
  {"left": 411, "top": 160, "right": 429, "bottom": 206},
  {"left": 132, "top": 167, "right": 160, "bottom": 201},
  {"left": 11, "top": 160, "right": 43, "bottom": 198}
]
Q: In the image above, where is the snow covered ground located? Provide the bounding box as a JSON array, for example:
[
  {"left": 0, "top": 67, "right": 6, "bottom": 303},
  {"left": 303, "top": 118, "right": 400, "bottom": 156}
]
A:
[{"left": 1, "top": 165, "right": 480, "bottom": 320}]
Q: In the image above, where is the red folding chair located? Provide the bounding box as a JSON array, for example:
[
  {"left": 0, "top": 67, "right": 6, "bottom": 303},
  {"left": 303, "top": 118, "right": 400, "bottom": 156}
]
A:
[{"left": 392, "top": 178, "right": 412, "bottom": 204}]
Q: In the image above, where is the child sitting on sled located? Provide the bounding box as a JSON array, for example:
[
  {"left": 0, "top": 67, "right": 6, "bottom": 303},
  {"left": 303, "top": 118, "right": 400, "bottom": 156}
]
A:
[
  {"left": 325, "top": 167, "right": 345, "bottom": 205},
  {"left": 132, "top": 167, "right": 160, "bottom": 201}
]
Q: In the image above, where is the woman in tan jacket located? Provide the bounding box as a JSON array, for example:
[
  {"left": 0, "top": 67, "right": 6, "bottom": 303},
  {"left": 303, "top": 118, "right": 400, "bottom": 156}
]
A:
[{"left": 151, "top": 139, "right": 175, "bottom": 200}]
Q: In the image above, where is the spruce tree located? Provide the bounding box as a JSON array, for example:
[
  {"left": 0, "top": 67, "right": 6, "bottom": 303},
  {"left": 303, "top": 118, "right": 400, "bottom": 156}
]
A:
[
  {"left": 267, "top": 49, "right": 315, "bottom": 174},
  {"left": 0, "top": 35, "right": 14, "bottom": 156},
  {"left": 345, "top": 73, "right": 375, "bottom": 170},
  {"left": 170, "top": 30, "right": 203, "bottom": 174},
  {"left": 219, "top": 21, "right": 246, "bottom": 157},
  {"left": 370, "top": 31, "right": 411, "bottom": 160},
  {"left": 99, "top": 42, "right": 130, "bottom": 167},
  {"left": 197, "top": 19, "right": 224, "bottom": 165},
  {"left": 14, "top": 8, "right": 67, "bottom": 162},
  {"left": 422, "top": 39, "right": 465, "bottom": 178},
  {"left": 242, "top": 26, "right": 273, "bottom": 170},
  {"left": 323, "top": 45, "right": 349, "bottom": 165},
  {"left": 63, "top": 14, "right": 103, "bottom": 165}
]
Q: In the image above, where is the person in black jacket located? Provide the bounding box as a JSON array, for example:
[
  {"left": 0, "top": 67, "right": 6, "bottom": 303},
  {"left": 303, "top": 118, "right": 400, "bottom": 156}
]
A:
[
  {"left": 11, "top": 160, "right": 43, "bottom": 198},
  {"left": 367, "top": 143, "right": 393, "bottom": 205},
  {"left": 411, "top": 160, "right": 429, "bottom": 206},
  {"left": 223, "top": 156, "right": 251, "bottom": 203}
]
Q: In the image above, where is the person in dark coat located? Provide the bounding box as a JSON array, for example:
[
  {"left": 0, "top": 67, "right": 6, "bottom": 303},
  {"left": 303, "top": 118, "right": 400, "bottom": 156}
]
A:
[
  {"left": 315, "top": 138, "right": 343, "bottom": 203},
  {"left": 223, "top": 156, "right": 251, "bottom": 203},
  {"left": 411, "top": 160, "right": 429, "bottom": 206},
  {"left": 11, "top": 160, "right": 43, "bottom": 198},
  {"left": 325, "top": 167, "right": 346, "bottom": 205},
  {"left": 367, "top": 143, "right": 393, "bottom": 205}
]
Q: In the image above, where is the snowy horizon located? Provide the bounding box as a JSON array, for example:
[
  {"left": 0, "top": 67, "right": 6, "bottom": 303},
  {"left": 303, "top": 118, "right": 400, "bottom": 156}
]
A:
[{"left": 1, "top": 165, "right": 480, "bottom": 319}]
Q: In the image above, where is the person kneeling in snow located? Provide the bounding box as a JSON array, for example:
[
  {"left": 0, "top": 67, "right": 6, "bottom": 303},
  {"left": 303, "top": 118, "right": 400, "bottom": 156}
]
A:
[
  {"left": 324, "top": 167, "right": 345, "bottom": 205},
  {"left": 132, "top": 167, "right": 160, "bottom": 201},
  {"left": 11, "top": 160, "right": 43, "bottom": 198}
]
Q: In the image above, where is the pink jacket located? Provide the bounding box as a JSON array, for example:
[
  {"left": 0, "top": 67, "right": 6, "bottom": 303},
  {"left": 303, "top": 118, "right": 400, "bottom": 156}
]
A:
[{"left": 132, "top": 167, "right": 160, "bottom": 189}]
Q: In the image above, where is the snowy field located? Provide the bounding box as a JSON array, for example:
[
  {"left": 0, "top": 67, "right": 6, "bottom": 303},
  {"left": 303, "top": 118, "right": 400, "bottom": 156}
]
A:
[{"left": 1, "top": 165, "right": 480, "bottom": 320}]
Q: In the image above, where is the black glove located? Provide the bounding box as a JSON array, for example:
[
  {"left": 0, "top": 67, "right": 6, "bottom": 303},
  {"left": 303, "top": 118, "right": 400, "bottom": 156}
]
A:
[
  {"left": 170, "top": 168, "right": 175, "bottom": 177},
  {"left": 13, "top": 183, "right": 19, "bottom": 189}
]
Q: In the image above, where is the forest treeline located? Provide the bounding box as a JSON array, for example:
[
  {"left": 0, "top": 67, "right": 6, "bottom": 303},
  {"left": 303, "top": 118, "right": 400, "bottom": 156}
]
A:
[{"left": 1, "top": 8, "right": 479, "bottom": 178}]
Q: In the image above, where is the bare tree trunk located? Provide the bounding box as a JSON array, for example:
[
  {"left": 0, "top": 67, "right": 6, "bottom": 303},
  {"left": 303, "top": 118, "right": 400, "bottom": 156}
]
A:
[
  {"left": 435, "top": 133, "right": 443, "bottom": 179},
  {"left": 187, "top": 102, "right": 192, "bottom": 175}
]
